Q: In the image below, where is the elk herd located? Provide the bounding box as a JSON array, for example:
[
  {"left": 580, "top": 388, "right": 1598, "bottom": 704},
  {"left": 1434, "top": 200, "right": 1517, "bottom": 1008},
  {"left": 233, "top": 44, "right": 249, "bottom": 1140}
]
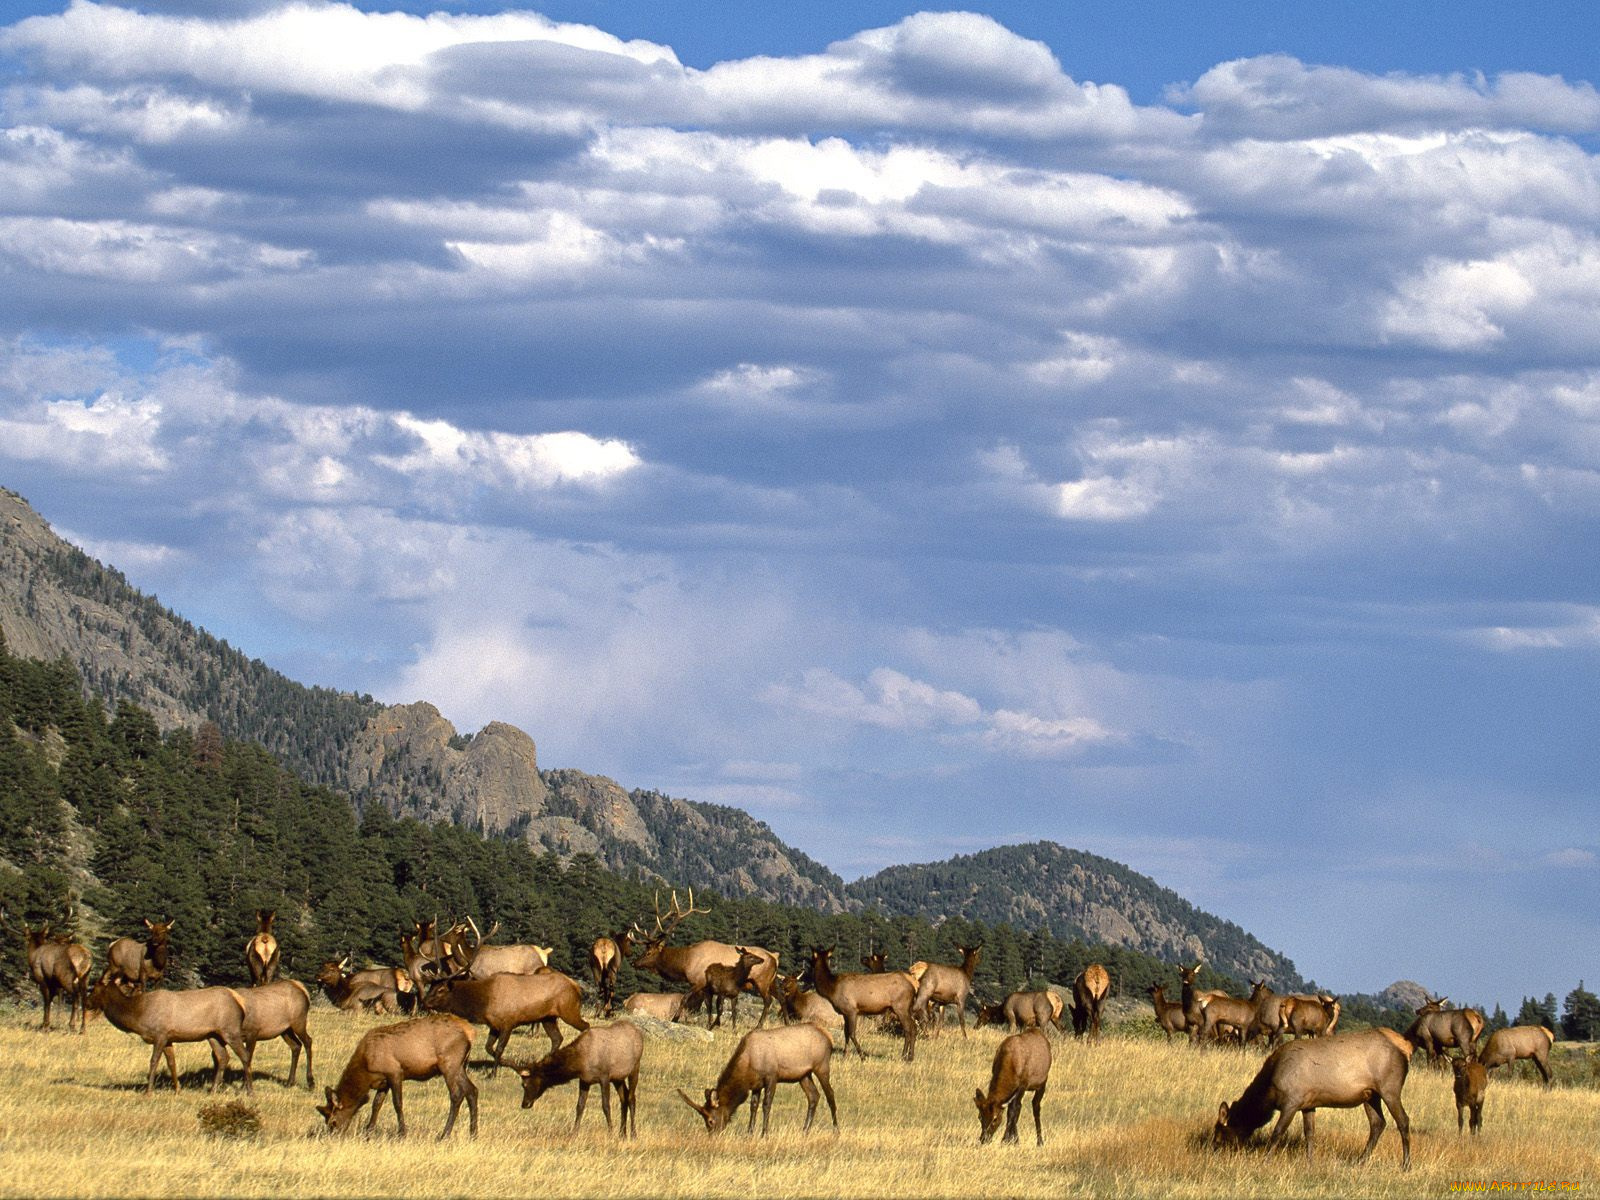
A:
[{"left": 1, "top": 898, "right": 1567, "bottom": 1167}]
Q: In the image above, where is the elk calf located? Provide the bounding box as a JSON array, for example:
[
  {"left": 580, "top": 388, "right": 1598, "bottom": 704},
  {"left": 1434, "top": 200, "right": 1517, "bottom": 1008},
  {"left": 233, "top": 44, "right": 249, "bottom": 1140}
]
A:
[
  {"left": 1453, "top": 1058, "right": 1487, "bottom": 1136},
  {"left": 518, "top": 1022, "right": 644, "bottom": 1138},
  {"left": 1213, "top": 1028, "right": 1414, "bottom": 1169},
  {"left": 240, "top": 979, "right": 313, "bottom": 1089},
  {"left": 90, "top": 979, "right": 250, "bottom": 1094},
  {"left": 697, "top": 947, "right": 764, "bottom": 1031},
  {"left": 317, "top": 1014, "right": 478, "bottom": 1140},
  {"left": 677, "top": 1023, "right": 838, "bottom": 1137},
  {"left": 1147, "top": 984, "right": 1187, "bottom": 1040},
  {"left": 975, "top": 1027, "right": 1051, "bottom": 1146}
]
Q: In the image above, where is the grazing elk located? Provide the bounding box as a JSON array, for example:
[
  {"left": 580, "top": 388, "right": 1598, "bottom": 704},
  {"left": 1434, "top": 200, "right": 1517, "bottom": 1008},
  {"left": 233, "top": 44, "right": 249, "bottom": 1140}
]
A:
[
  {"left": 622, "top": 992, "right": 688, "bottom": 1023},
  {"left": 1281, "top": 995, "right": 1340, "bottom": 1040},
  {"left": 589, "top": 929, "right": 633, "bottom": 1017},
  {"left": 696, "top": 947, "right": 765, "bottom": 1031},
  {"left": 1071, "top": 964, "right": 1111, "bottom": 1039},
  {"left": 806, "top": 945, "right": 917, "bottom": 1062},
  {"left": 1002, "top": 990, "right": 1064, "bottom": 1035},
  {"left": 455, "top": 916, "right": 552, "bottom": 979},
  {"left": 5, "top": 912, "right": 91, "bottom": 1032},
  {"left": 316, "top": 1014, "right": 478, "bottom": 1140},
  {"left": 1479, "top": 1024, "right": 1555, "bottom": 1086},
  {"left": 1405, "top": 998, "right": 1485, "bottom": 1064},
  {"left": 974, "top": 1027, "right": 1052, "bottom": 1146},
  {"left": 631, "top": 890, "right": 780, "bottom": 1027},
  {"left": 89, "top": 978, "right": 251, "bottom": 1095},
  {"left": 1453, "top": 1057, "right": 1487, "bottom": 1136},
  {"left": 422, "top": 969, "right": 588, "bottom": 1074},
  {"left": 1213, "top": 1028, "right": 1414, "bottom": 1169},
  {"left": 239, "top": 978, "right": 313, "bottom": 1089},
  {"left": 913, "top": 944, "right": 981, "bottom": 1038},
  {"left": 517, "top": 1021, "right": 644, "bottom": 1138},
  {"left": 777, "top": 975, "right": 843, "bottom": 1033},
  {"left": 102, "top": 918, "right": 172, "bottom": 993},
  {"left": 677, "top": 1023, "right": 838, "bottom": 1137},
  {"left": 315, "top": 958, "right": 407, "bottom": 1014},
  {"left": 245, "top": 909, "right": 279, "bottom": 985},
  {"left": 1147, "top": 984, "right": 1188, "bottom": 1040},
  {"left": 1244, "top": 980, "right": 1286, "bottom": 1046}
]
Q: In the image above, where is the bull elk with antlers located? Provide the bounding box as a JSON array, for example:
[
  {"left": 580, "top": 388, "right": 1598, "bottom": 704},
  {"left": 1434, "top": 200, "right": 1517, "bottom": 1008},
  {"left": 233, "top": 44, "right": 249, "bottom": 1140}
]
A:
[
  {"left": 4, "top": 910, "right": 91, "bottom": 1033},
  {"left": 316, "top": 958, "right": 408, "bottom": 1014},
  {"left": 454, "top": 916, "right": 552, "bottom": 979},
  {"left": 631, "top": 890, "right": 779, "bottom": 1027}
]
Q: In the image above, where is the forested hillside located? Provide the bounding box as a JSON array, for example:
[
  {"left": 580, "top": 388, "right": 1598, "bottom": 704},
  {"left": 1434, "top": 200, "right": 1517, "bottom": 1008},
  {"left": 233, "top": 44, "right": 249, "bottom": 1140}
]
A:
[{"left": 0, "top": 624, "right": 1243, "bottom": 1007}]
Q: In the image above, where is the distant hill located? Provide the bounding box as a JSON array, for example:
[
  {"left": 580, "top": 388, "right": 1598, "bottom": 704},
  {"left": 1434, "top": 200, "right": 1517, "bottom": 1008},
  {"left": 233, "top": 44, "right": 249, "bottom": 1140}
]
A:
[
  {"left": 1, "top": 484, "right": 1305, "bottom": 970},
  {"left": 846, "top": 841, "right": 1303, "bottom": 989}
]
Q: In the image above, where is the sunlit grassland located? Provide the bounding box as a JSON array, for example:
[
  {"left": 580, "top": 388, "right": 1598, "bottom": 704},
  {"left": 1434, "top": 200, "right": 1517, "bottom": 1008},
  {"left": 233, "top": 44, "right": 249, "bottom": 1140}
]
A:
[{"left": 0, "top": 1002, "right": 1593, "bottom": 1198}]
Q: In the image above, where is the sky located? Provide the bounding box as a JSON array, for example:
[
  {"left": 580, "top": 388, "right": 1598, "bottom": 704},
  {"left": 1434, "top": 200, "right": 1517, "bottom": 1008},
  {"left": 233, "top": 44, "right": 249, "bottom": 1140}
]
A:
[{"left": 0, "top": 0, "right": 1596, "bottom": 1009}]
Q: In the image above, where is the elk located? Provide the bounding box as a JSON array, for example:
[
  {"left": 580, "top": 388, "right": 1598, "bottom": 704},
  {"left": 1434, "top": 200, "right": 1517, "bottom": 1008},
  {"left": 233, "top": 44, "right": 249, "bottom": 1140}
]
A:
[
  {"left": 1453, "top": 1057, "right": 1487, "bottom": 1135},
  {"left": 5, "top": 912, "right": 91, "bottom": 1033},
  {"left": 806, "top": 946, "right": 917, "bottom": 1061},
  {"left": 245, "top": 909, "right": 279, "bottom": 985},
  {"left": 88, "top": 978, "right": 251, "bottom": 1095},
  {"left": 696, "top": 947, "right": 765, "bottom": 1031},
  {"left": 1001, "top": 990, "right": 1063, "bottom": 1034},
  {"left": 777, "top": 974, "right": 843, "bottom": 1033},
  {"left": 102, "top": 918, "right": 172, "bottom": 993},
  {"left": 588, "top": 929, "right": 633, "bottom": 1017},
  {"left": 1479, "top": 1025, "right": 1555, "bottom": 1086},
  {"left": 315, "top": 958, "right": 407, "bottom": 1014},
  {"left": 677, "top": 1022, "right": 838, "bottom": 1137},
  {"left": 517, "top": 1021, "right": 644, "bottom": 1138},
  {"left": 456, "top": 916, "right": 552, "bottom": 979},
  {"left": 974, "top": 1027, "right": 1051, "bottom": 1146},
  {"left": 1147, "top": 984, "right": 1188, "bottom": 1040},
  {"left": 1213, "top": 1028, "right": 1414, "bottom": 1169},
  {"left": 631, "top": 890, "right": 780, "bottom": 1027},
  {"left": 1244, "top": 979, "right": 1286, "bottom": 1046},
  {"left": 1281, "top": 995, "right": 1340, "bottom": 1039},
  {"left": 1405, "top": 998, "right": 1485, "bottom": 1063},
  {"left": 913, "top": 944, "right": 981, "bottom": 1038},
  {"left": 407, "top": 917, "right": 469, "bottom": 983},
  {"left": 622, "top": 992, "right": 688, "bottom": 1023},
  {"left": 422, "top": 969, "right": 588, "bottom": 1074},
  {"left": 239, "top": 978, "right": 313, "bottom": 1089},
  {"left": 1194, "top": 991, "right": 1256, "bottom": 1046},
  {"left": 1179, "top": 961, "right": 1228, "bottom": 1033},
  {"left": 316, "top": 1014, "right": 478, "bottom": 1140},
  {"left": 1071, "top": 964, "right": 1111, "bottom": 1039}
]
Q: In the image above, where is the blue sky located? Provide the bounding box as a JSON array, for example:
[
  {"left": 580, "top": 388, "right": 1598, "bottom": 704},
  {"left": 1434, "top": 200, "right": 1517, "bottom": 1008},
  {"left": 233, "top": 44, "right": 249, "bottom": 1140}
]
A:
[{"left": 1, "top": 0, "right": 1596, "bottom": 1008}]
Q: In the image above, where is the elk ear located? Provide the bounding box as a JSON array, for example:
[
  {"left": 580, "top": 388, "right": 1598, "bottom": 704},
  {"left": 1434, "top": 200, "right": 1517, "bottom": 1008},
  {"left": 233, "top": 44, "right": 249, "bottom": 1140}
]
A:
[
  {"left": 973, "top": 1088, "right": 985, "bottom": 1109},
  {"left": 1217, "top": 1102, "right": 1230, "bottom": 1124},
  {"left": 517, "top": 1067, "right": 532, "bottom": 1079}
]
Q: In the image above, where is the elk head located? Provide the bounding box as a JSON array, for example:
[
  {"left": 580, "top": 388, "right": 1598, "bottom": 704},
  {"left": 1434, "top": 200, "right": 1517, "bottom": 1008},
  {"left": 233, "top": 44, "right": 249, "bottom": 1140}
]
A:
[
  {"left": 974, "top": 1088, "right": 1008, "bottom": 1144},
  {"left": 316, "top": 1086, "right": 366, "bottom": 1133},
  {"left": 677, "top": 1087, "right": 735, "bottom": 1134},
  {"left": 255, "top": 909, "right": 276, "bottom": 934}
]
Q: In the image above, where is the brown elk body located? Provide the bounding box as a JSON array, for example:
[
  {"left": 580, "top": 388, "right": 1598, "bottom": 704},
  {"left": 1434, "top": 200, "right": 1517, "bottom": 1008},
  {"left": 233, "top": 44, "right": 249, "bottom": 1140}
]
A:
[
  {"left": 422, "top": 970, "right": 588, "bottom": 1072},
  {"left": 1244, "top": 980, "right": 1286, "bottom": 1046},
  {"left": 103, "top": 918, "right": 172, "bottom": 992},
  {"left": 455, "top": 916, "right": 552, "bottom": 979},
  {"left": 677, "top": 1023, "right": 838, "bottom": 1137},
  {"left": 696, "top": 947, "right": 764, "bottom": 1031},
  {"left": 974, "top": 1027, "right": 1051, "bottom": 1146},
  {"left": 1405, "top": 999, "right": 1485, "bottom": 1063},
  {"left": 588, "top": 930, "right": 633, "bottom": 1017},
  {"left": 1195, "top": 992, "right": 1256, "bottom": 1045},
  {"left": 1452, "top": 1057, "right": 1487, "bottom": 1135},
  {"left": 622, "top": 992, "right": 687, "bottom": 1023},
  {"left": 19, "top": 921, "right": 91, "bottom": 1032},
  {"left": 518, "top": 1021, "right": 644, "bottom": 1138},
  {"left": 89, "top": 979, "right": 251, "bottom": 1094},
  {"left": 1479, "top": 1025, "right": 1555, "bottom": 1085},
  {"left": 913, "top": 944, "right": 981, "bottom": 1038},
  {"left": 777, "top": 976, "right": 843, "bottom": 1032},
  {"left": 1071, "top": 964, "right": 1111, "bottom": 1039},
  {"left": 1179, "top": 962, "right": 1228, "bottom": 1036},
  {"left": 239, "top": 978, "right": 313, "bottom": 1089},
  {"left": 631, "top": 890, "right": 779, "bottom": 1026},
  {"left": 315, "top": 959, "right": 406, "bottom": 1013},
  {"left": 316, "top": 1014, "right": 477, "bottom": 1140},
  {"left": 245, "top": 909, "right": 279, "bottom": 985},
  {"left": 1281, "top": 995, "right": 1340, "bottom": 1039},
  {"left": 1002, "top": 990, "right": 1063, "bottom": 1034},
  {"left": 1147, "top": 984, "right": 1188, "bottom": 1040},
  {"left": 1213, "top": 1027, "right": 1414, "bottom": 1169},
  {"left": 807, "top": 946, "right": 917, "bottom": 1062}
]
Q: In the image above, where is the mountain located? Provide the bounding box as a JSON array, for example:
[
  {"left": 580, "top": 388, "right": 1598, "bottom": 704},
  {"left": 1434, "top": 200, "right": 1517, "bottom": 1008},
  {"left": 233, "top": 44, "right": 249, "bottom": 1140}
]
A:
[
  {"left": 1, "top": 485, "right": 1298, "bottom": 974},
  {"left": 845, "top": 841, "right": 1303, "bottom": 989}
]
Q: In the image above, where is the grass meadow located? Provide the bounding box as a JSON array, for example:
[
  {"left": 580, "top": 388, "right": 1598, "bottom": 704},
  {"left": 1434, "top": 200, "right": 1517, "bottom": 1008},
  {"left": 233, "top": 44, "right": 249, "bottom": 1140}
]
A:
[{"left": 0, "top": 999, "right": 1593, "bottom": 1199}]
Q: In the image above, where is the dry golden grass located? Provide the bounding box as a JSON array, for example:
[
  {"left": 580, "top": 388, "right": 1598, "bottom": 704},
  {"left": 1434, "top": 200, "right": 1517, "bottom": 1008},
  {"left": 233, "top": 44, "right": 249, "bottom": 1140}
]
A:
[{"left": 0, "top": 1002, "right": 1593, "bottom": 1198}]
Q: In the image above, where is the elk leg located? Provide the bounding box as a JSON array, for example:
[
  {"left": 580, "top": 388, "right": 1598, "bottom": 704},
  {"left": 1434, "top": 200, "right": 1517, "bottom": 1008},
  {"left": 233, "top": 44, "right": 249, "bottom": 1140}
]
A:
[
  {"left": 1003, "top": 1093, "right": 1022, "bottom": 1144},
  {"left": 39, "top": 985, "right": 52, "bottom": 1031},
  {"left": 842, "top": 1012, "right": 866, "bottom": 1058},
  {"left": 798, "top": 1074, "right": 819, "bottom": 1133},
  {"left": 1534, "top": 1052, "right": 1552, "bottom": 1087},
  {"left": 902, "top": 1005, "right": 918, "bottom": 1062},
  {"left": 1355, "top": 1096, "right": 1385, "bottom": 1166},
  {"left": 958, "top": 1000, "right": 968, "bottom": 1039},
  {"left": 226, "top": 1032, "right": 251, "bottom": 1094},
  {"left": 1384, "top": 1090, "right": 1409, "bottom": 1170},
  {"left": 729, "top": 993, "right": 739, "bottom": 1031},
  {"left": 756, "top": 990, "right": 773, "bottom": 1029},
  {"left": 818, "top": 1069, "right": 839, "bottom": 1132},
  {"left": 760, "top": 1081, "right": 777, "bottom": 1138},
  {"left": 147, "top": 1038, "right": 170, "bottom": 1093},
  {"left": 207, "top": 1037, "right": 229, "bottom": 1092},
  {"left": 1266, "top": 1103, "right": 1299, "bottom": 1152},
  {"left": 542, "top": 1017, "right": 563, "bottom": 1055},
  {"left": 625, "top": 1073, "right": 639, "bottom": 1138},
  {"left": 389, "top": 1078, "right": 408, "bottom": 1138},
  {"left": 1032, "top": 1084, "right": 1046, "bottom": 1146},
  {"left": 1470, "top": 1103, "right": 1482, "bottom": 1136},
  {"left": 573, "top": 1081, "right": 591, "bottom": 1132},
  {"left": 599, "top": 1080, "right": 614, "bottom": 1132}
]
